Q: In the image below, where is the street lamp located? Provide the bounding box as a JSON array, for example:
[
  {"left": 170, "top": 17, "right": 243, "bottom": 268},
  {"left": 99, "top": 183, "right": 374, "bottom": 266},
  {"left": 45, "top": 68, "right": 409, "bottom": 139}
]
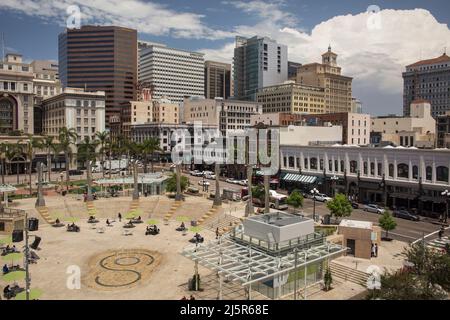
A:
[
  {"left": 440, "top": 189, "right": 449, "bottom": 224},
  {"left": 330, "top": 175, "right": 339, "bottom": 197},
  {"left": 310, "top": 188, "right": 319, "bottom": 222}
]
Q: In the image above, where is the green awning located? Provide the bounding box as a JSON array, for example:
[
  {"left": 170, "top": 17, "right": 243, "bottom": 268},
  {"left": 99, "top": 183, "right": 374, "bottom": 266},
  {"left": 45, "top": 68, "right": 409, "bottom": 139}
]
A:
[{"left": 281, "top": 173, "right": 317, "bottom": 184}]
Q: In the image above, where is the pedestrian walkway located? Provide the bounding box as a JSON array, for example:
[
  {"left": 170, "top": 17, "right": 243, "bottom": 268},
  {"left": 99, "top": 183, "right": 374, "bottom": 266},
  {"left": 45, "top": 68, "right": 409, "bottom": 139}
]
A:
[{"left": 426, "top": 236, "right": 450, "bottom": 252}]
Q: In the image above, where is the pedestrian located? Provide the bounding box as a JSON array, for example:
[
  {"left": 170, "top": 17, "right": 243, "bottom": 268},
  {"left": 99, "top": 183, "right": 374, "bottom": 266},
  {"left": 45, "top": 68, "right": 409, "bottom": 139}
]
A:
[
  {"left": 190, "top": 295, "right": 195, "bottom": 300},
  {"left": 374, "top": 243, "right": 378, "bottom": 258},
  {"left": 438, "top": 226, "right": 444, "bottom": 239},
  {"left": 118, "top": 212, "right": 122, "bottom": 222},
  {"left": 371, "top": 243, "right": 375, "bottom": 258},
  {"left": 216, "top": 227, "right": 219, "bottom": 239}
]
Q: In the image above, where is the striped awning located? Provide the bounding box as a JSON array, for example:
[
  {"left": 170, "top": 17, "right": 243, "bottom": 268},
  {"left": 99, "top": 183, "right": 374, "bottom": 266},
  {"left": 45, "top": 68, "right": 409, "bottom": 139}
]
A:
[{"left": 281, "top": 173, "right": 317, "bottom": 184}]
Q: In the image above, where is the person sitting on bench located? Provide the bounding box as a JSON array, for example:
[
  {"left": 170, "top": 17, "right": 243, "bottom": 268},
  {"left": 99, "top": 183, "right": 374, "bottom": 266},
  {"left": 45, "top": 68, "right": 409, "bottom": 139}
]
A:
[
  {"left": 106, "top": 219, "right": 111, "bottom": 226},
  {"left": 55, "top": 218, "right": 60, "bottom": 224},
  {"left": 3, "top": 285, "right": 12, "bottom": 299},
  {"left": 176, "top": 222, "right": 186, "bottom": 231},
  {"left": 2, "top": 264, "right": 9, "bottom": 275}
]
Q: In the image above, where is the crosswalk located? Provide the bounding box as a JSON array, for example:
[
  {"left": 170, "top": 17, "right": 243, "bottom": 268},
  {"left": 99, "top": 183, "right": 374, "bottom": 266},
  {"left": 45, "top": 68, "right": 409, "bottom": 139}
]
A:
[{"left": 426, "top": 236, "right": 450, "bottom": 252}]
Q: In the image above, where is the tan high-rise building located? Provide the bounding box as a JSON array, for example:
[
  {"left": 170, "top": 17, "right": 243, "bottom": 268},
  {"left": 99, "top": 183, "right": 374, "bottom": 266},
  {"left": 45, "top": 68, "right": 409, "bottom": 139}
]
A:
[
  {"left": 256, "top": 81, "right": 325, "bottom": 114},
  {"left": 297, "top": 46, "right": 352, "bottom": 113}
]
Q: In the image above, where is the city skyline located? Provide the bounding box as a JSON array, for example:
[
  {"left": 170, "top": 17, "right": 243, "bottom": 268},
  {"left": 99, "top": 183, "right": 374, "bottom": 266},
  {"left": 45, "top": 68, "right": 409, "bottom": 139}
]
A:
[{"left": 0, "top": 0, "right": 450, "bottom": 116}]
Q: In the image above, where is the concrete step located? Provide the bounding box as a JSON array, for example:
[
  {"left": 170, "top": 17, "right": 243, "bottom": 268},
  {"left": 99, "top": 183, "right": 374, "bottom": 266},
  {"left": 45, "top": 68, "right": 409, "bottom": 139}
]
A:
[
  {"left": 36, "top": 206, "right": 55, "bottom": 224},
  {"left": 329, "top": 262, "right": 368, "bottom": 286}
]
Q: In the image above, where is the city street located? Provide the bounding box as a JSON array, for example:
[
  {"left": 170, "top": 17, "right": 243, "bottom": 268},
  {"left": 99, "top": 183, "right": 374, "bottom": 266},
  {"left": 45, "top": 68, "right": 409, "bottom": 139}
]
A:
[{"left": 183, "top": 172, "right": 443, "bottom": 243}]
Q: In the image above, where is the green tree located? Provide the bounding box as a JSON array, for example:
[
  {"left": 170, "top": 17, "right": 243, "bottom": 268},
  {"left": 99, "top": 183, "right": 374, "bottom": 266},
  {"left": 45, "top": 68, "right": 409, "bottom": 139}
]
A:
[
  {"left": 139, "top": 138, "right": 161, "bottom": 173},
  {"left": 77, "top": 136, "right": 99, "bottom": 201},
  {"left": 0, "top": 142, "right": 8, "bottom": 184},
  {"left": 20, "top": 134, "right": 42, "bottom": 195},
  {"left": 166, "top": 172, "right": 189, "bottom": 193},
  {"left": 40, "top": 135, "right": 58, "bottom": 182},
  {"left": 58, "top": 127, "right": 78, "bottom": 190},
  {"left": 378, "top": 210, "right": 397, "bottom": 239},
  {"left": 95, "top": 131, "right": 109, "bottom": 177},
  {"left": 326, "top": 193, "right": 352, "bottom": 221},
  {"left": 251, "top": 185, "right": 265, "bottom": 206},
  {"left": 324, "top": 267, "right": 333, "bottom": 291},
  {"left": 287, "top": 190, "right": 303, "bottom": 214}
]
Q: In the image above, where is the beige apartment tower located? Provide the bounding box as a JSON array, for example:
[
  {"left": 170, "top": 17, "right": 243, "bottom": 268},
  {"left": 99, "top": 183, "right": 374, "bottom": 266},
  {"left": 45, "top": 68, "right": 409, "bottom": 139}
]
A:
[
  {"left": 297, "top": 46, "right": 352, "bottom": 113},
  {"left": 204, "top": 61, "right": 232, "bottom": 99}
]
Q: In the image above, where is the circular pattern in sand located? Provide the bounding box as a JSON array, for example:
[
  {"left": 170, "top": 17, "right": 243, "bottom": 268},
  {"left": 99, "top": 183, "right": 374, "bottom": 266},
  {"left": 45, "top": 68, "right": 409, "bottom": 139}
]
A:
[{"left": 83, "top": 249, "right": 161, "bottom": 291}]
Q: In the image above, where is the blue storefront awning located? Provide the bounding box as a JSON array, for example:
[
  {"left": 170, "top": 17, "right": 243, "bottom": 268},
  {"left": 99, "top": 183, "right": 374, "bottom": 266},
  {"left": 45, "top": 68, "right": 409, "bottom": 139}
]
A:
[{"left": 281, "top": 173, "right": 317, "bottom": 184}]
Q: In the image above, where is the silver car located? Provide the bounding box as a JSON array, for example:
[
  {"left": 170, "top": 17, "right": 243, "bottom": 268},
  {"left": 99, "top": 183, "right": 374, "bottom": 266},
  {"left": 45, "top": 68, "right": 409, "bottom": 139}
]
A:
[{"left": 363, "top": 204, "right": 385, "bottom": 214}]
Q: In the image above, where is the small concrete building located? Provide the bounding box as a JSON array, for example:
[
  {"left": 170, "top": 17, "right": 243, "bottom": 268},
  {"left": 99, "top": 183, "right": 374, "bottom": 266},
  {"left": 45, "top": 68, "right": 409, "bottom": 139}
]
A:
[
  {"left": 338, "top": 219, "right": 381, "bottom": 259},
  {"left": 0, "top": 207, "right": 25, "bottom": 235}
]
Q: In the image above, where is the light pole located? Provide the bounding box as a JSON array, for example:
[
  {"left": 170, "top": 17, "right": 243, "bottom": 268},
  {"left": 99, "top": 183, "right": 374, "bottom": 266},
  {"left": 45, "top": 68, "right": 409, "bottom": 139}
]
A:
[
  {"left": 310, "top": 188, "right": 319, "bottom": 222},
  {"left": 440, "top": 189, "right": 449, "bottom": 224},
  {"left": 330, "top": 175, "right": 339, "bottom": 197}
]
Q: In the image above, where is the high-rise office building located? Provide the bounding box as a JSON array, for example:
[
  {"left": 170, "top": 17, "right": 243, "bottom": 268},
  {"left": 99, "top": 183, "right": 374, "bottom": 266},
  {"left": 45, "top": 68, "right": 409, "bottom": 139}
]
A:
[
  {"left": 204, "top": 60, "right": 232, "bottom": 99},
  {"left": 288, "top": 61, "right": 302, "bottom": 80},
  {"left": 58, "top": 25, "right": 137, "bottom": 126},
  {"left": 402, "top": 53, "right": 450, "bottom": 117},
  {"left": 233, "top": 36, "right": 288, "bottom": 101},
  {"left": 297, "top": 46, "right": 353, "bottom": 113},
  {"left": 139, "top": 43, "right": 204, "bottom": 103}
]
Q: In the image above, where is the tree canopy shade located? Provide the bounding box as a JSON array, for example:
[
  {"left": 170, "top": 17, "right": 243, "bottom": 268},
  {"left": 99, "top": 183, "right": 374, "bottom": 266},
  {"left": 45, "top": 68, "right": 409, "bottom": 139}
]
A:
[
  {"left": 368, "top": 244, "right": 450, "bottom": 300},
  {"left": 287, "top": 190, "right": 303, "bottom": 214},
  {"left": 326, "top": 193, "right": 352, "bottom": 219},
  {"left": 378, "top": 210, "right": 397, "bottom": 239},
  {"left": 251, "top": 185, "right": 265, "bottom": 202},
  {"left": 166, "top": 173, "right": 188, "bottom": 193}
]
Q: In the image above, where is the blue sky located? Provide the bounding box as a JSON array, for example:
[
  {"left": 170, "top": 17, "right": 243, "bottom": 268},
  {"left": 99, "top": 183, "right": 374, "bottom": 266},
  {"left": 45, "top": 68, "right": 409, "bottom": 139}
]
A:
[{"left": 1, "top": 0, "right": 450, "bottom": 115}]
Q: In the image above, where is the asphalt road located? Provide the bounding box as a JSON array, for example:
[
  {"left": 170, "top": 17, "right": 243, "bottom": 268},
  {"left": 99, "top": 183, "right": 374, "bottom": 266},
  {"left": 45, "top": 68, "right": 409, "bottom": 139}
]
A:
[{"left": 183, "top": 172, "right": 443, "bottom": 243}]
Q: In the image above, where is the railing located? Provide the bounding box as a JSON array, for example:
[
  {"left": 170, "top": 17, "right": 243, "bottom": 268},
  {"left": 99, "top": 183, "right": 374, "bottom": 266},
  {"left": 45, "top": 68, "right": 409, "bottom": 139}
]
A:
[{"left": 0, "top": 207, "right": 26, "bottom": 218}]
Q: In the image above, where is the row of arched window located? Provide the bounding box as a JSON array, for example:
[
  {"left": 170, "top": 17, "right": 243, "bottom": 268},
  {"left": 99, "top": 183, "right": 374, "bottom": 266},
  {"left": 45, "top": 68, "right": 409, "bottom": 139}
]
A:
[{"left": 283, "top": 155, "right": 449, "bottom": 182}]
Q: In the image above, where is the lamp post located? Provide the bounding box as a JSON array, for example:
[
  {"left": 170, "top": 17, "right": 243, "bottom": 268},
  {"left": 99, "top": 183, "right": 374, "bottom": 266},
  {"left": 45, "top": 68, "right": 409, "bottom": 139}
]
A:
[
  {"left": 440, "top": 189, "right": 449, "bottom": 224},
  {"left": 330, "top": 175, "right": 339, "bottom": 197},
  {"left": 310, "top": 188, "right": 319, "bottom": 222}
]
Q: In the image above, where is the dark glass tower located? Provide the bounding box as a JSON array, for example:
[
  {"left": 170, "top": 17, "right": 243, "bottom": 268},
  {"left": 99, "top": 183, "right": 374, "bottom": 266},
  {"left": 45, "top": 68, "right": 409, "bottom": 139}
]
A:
[{"left": 59, "top": 25, "right": 137, "bottom": 126}]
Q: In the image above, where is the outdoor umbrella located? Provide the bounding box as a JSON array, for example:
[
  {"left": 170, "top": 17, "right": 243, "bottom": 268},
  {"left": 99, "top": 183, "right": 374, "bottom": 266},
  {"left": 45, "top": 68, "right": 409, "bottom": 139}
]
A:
[
  {"left": 2, "top": 270, "right": 25, "bottom": 282},
  {"left": 15, "top": 288, "right": 43, "bottom": 300},
  {"left": 0, "top": 236, "right": 13, "bottom": 245},
  {"left": 2, "top": 252, "right": 24, "bottom": 267}
]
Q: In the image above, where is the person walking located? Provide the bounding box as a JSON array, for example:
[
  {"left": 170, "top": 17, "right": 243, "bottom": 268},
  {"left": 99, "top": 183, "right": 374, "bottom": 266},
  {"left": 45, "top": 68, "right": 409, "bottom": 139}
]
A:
[
  {"left": 371, "top": 243, "right": 376, "bottom": 258},
  {"left": 118, "top": 212, "right": 122, "bottom": 222},
  {"left": 438, "top": 226, "right": 445, "bottom": 239},
  {"left": 374, "top": 243, "right": 378, "bottom": 258},
  {"left": 216, "top": 227, "right": 220, "bottom": 239}
]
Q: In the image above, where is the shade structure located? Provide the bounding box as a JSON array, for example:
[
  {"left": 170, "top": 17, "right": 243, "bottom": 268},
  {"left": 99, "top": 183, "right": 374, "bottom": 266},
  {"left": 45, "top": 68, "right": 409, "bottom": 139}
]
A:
[
  {"left": 281, "top": 173, "right": 317, "bottom": 184},
  {"left": 189, "top": 226, "right": 202, "bottom": 233},
  {"left": 0, "top": 184, "right": 17, "bottom": 193},
  {"left": 0, "top": 236, "right": 13, "bottom": 245},
  {"left": 2, "top": 270, "right": 25, "bottom": 282},
  {"left": 65, "top": 217, "right": 79, "bottom": 223},
  {"left": 146, "top": 219, "right": 160, "bottom": 225},
  {"left": 15, "top": 288, "right": 43, "bottom": 300},
  {"left": 2, "top": 252, "right": 24, "bottom": 263},
  {"left": 176, "top": 216, "right": 190, "bottom": 222}
]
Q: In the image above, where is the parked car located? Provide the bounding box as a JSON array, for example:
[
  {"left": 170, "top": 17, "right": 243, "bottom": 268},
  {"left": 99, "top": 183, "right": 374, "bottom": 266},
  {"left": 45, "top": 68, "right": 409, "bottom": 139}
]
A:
[
  {"left": 226, "top": 178, "right": 239, "bottom": 184},
  {"left": 68, "top": 169, "right": 83, "bottom": 176},
  {"left": 237, "top": 180, "right": 248, "bottom": 186},
  {"left": 363, "top": 204, "right": 385, "bottom": 214},
  {"left": 205, "top": 174, "right": 216, "bottom": 180},
  {"left": 313, "top": 193, "right": 332, "bottom": 202},
  {"left": 351, "top": 202, "right": 359, "bottom": 209},
  {"left": 198, "top": 180, "right": 210, "bottom": 186},
  {"left": 190, "top": 170, "right": 203, "bottom": 176},
  {"left": 393, "top": 210, "right": 420, "bottom": 221}
]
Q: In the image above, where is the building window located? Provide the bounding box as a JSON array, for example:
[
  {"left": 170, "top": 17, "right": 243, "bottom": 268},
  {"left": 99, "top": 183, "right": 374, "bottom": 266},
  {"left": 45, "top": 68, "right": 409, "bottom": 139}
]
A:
[
  {"left": 363, "top": 162, "right": 368, "bottom": 175},
  {"left": 397, "top": 163, "right": 409, "bottom": 178},
  {"left": 436, "top": 166, "right": 449, "bottom": 182},
  {"left": 412, "top": 165, "right": 418, "bottom": 180},
  {"left": 288, "top": 156, "right": 295, "bottom": 168},
  {"left": 426, "top": 166, "right": 432, "bottom": 181},
  {"left": 304, "top": 158, "right": 308, "bottom": 169},
  {"left": 389, "top": 164, "right": 394, "bottom": 178},
  {"left": 350, "top": 160, "right": 357, "bottom": 173},
  {"left": 377, "top": 163, "right": 382, "bottom": 177},
  {"left": 283, "top": 157, "right": 287, "bottom": 168},
  {"left": 310, "top": 158, "right": 318, "bottom": 170},
  {"left": 328, "top": 160, "right": 332, "bottom": 172}
]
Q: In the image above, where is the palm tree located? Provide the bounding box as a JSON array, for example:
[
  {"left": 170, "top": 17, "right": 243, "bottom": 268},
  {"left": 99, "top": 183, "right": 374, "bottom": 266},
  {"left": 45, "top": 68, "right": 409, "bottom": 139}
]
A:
[
  {"left": 20, "top": 135, "right": 42, "bottom": 195},
  {"left": 0, "top": 142, "right": 8, "bottom": 184},
  {"left": 40, "top": 135, "right": 58, "bottom": 182},
  {"left": 5, "top": 144, "right": 23, "bottom": 185},
  {"left": 58, "top": 127, "right": 78, "bottom": 190},
  {"left": 95, "top": 131, "right": 109, "bottom": 177},
  {"left": 139, "top": 138, "right": 161, "bottom": 173},
  {"left": 77, "top": 136, "right": 99, "bottom": 202}
]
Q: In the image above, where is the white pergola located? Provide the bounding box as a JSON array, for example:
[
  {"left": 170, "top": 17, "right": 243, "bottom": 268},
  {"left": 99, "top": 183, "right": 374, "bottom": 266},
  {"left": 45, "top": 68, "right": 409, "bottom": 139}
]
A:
[
  {"left": 0, "top": 184, "right": 17, "bottom": 208},
  {"left": 182, "top": 234, "right": 347, "bottom": 299},
  {"left": 94, "top": 173, "right": 168, "bottom": 186}
]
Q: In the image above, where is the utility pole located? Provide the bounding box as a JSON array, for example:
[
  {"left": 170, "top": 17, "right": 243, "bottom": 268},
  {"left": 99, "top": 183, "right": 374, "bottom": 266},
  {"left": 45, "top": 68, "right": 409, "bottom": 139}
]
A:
[{"left": 24, "top": 212, "right": 30, "bottom": 301}]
